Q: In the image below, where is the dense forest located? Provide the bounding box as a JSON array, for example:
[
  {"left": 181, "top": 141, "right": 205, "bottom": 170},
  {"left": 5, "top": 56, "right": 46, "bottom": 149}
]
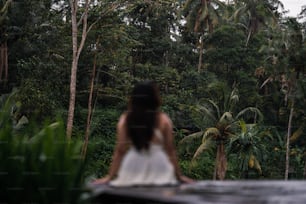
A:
[{"left": 0, "top": 0, "right": 306, "bottom": 202}]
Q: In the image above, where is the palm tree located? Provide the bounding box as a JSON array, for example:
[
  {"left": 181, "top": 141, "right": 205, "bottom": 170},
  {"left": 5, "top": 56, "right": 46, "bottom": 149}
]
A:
[
  {"left": 259, "top": 17, "right": 305, "bottom": 180},
  {"left": 181, "top": 0, "right": 226, "bottom": 72},
  {"left": 282, "top": 18, "right": 303, "bottom": 180},
  {"left": 232, "top": 0, "right": 283, "bottom": 46},
  {"left": 180, "top": 85, "right": 263, "bottom": 180},
  {"left": 228, "top": 121, "right": 268, "bottom": 178}
]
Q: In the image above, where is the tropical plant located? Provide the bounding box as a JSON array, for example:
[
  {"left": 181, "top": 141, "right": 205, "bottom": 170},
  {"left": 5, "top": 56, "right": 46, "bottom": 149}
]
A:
[
  {"left": 180, "top": 84, "right": 263, "bottom": 180},
  {"left": 180, "top": 0, "right": 226, "bottom": 72},
  {"left": 0, "top": 96, "right": 86, "bottom": 203},
  {"left": 259, "top": 16, "right": 305, "bottom": 180},
  {"left": 232, "top": 0, "right": 283, "bottom": 46},
  {"left": 227, "top": 121, "right": 269, "bottom": 178}
]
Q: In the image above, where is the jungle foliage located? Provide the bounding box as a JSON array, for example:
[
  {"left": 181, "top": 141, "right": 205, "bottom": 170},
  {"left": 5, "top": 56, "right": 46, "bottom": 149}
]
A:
[{"left": 1, "top": 0, "right": 306, "bottom": 201}]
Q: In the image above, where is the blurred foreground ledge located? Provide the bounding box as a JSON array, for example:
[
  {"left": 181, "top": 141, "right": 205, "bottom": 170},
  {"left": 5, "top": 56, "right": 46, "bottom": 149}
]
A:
[{"left": 88, "top": 180, "right": 306, "bottom": 204}]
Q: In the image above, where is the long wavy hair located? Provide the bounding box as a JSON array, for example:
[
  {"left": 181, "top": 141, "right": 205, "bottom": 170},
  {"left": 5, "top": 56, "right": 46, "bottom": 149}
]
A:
[{"left": 126, "top": 81, "right": 161, "bottom": 151}]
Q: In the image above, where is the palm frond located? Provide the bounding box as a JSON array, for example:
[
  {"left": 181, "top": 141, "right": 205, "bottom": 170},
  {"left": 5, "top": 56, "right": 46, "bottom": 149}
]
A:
[
  {"left": 290, "top": 126, "right": 304, "bottom": 143},
  {"left": 253, "top": 156, "right": 262, "bottom": 174},
  {"left": 203, "top": 127, "right": 220, "bottom": 141},
  {"left": 179, "top": 131, "right": 204, "bottom": 144},
  {"left": 233, "top": 5, "right": 247, "bottom": 22},
  {"left": 30, "top": 122, "right": 61, "bottom": 143},
  {"left": 260, "top": 76, "right": 273, "bottom": 89},
  {"left": 198, "top": 98, "right": 220, "bottom": 118},
  {"left": 236, "top": 107, "right": 263, "bottom": 123},
  {"left": 229, "top": 87, "right": 239, "bottom": 111},
  {"left": 197, "top": 105, "right": 218, "bottom": 123},
  {"left": 192, "top": 137, "right": 214, "bottom": 159},
  {"left": 0, "top": 0, "right": 12, "bottom": 24},
  {"left": 219, "top": 112, "right": 234, "bottom": 125}
]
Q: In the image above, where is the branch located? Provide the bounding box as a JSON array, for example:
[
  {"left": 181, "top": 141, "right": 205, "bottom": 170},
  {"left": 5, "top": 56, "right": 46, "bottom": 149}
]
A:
[
  {"left": 77, "top": 0, "right": 92, "bottom": 26},
  {"left": 76, "top": 0, "right": 91, "bottom": 59},
  {"left": 86, "top": 2, "right": 121, "bottom": 35},
  {"left": 77, "top": 13, "right": 85, "bottom": 27}
]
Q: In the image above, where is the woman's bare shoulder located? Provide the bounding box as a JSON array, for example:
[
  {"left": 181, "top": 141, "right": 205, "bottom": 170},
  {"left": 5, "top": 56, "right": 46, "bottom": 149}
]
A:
[
  {"left": 158, "top": 112, "right": 173, "bottom": 128},
  {"left": 117, "top": 112, "right": 128, "bottom": 128},
  {"left": 116, "top": 112, "right": 130, "bottom": 142}
]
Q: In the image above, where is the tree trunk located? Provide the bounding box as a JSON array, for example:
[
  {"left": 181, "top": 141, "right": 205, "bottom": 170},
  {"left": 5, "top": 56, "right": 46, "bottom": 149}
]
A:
[
  {"left": 285, "top": 100, "right": 294, "bottom": 180},
  {"left": 197, "top": 35, "right": 203, "bottom": 73},
  {"left": 0, "top": 43, "right": 3, "bottom": 81},
  {"left": 218, "top": 142, "right": 227, "bottom": 180},
  {"left": 81, "top": 50, "right": 97, "bottom": 159},
  {"left": 213, "top": 145, "right": 219, "bottom": 181},
  {"left": 66, "top": 0, "right": 90, "bottom": 139},
  {"left": 4, "top": 41, "right": 8, "bottom": 81},
  {"left": 0, "top": 42, "right": 8, "bottom": 82},
  {"left": 66, "top": 0, "right": 79, "bottom": 139},
  {"left": 303, "top": 160, "right": 306, "bottom": 179},
  {"left": 214, "top": 142, "right": 227, "bottom": 180}
]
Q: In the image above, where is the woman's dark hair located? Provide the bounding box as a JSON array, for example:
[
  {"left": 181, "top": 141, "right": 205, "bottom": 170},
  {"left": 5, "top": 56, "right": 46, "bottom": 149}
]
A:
[{"left": 126, "top": 81, "right": 161, "bottom": 151}]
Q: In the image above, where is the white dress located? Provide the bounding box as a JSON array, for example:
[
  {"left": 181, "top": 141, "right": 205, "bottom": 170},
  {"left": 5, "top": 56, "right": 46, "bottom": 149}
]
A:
[{"left": 110, "top": 130, "right": 178, "bottom": 187}]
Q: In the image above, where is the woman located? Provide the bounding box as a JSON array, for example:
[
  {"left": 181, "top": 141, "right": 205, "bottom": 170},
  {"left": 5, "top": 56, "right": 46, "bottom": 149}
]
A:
[{"left": 93, "top": 81, "right": 193, "bottom": 186}]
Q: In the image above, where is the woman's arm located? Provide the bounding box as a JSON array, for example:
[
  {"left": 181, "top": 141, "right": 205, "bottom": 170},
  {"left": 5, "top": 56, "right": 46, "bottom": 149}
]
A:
[
  {"left": 93, "top": 114, "right": 130, "bottom": 184},
  {"left": 160, "top": 113, "right": 194, "bottom": 183}
]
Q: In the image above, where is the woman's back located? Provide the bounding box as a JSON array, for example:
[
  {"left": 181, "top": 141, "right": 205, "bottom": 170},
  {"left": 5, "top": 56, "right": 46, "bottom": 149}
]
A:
[
  {"left": 92, "top": 81, "right": 193, "bottom": 186},
  {"left": 110, "top": 113, "right": 178, "bottom": 186},
  {"left": 110, "top": 145, "right": 177, "bottom": 186}
]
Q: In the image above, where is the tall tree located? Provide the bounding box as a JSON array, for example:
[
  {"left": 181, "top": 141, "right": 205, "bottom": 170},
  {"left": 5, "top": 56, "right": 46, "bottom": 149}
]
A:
[
  {"left": 181, "top": 0, "right": 226, "bottom": 72},
  {"left": 0, "top": 0, "right": 12, "bottom": 85},
  {"left": 259, "top": 16, "right": 305, "bottom": 180},
  {"left": 281, "top": 18, "right": 304, "bottom": 180},
  {"left": 180, "top": 85, "right": 263, "bottom": 180},
  {"left": 66, "top": 0, "right": 128, "bottom": 138},
  {"left": 81, "top": 39, "right": 98, "bottom": 159},
  {"left": 233, "top": 0, "right": 283, "bottom": 46},
  {"left": 124, "top": 0, "right": 179, "bottom": 74},
  {"left": 66, "top": 0, "right": 92, "bottom": 138}
]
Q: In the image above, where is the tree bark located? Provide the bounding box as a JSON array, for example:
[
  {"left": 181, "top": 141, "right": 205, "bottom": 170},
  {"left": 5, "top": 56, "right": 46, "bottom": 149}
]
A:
[
  {"left": 285, "top": 100, "right": 294, "bottom": 180},
  {"left": 197, "top": 35, "right": 203, "bottom": 73},
  {"left": 303, "top": 160, "right": 306, "bottom": 179},
  {"left": 217, "top": 142, "right": 227, "bottom": 180},
  {"left": 0, "top": 43, "right": 3, "bottom": 81},
  {"left": 0, "top": 42, "right": 8, "bottom": 82},
  {"left": 66, "top": 0, "right": 90, "bottom": 139},
  {"left": 81, "top": 49, "right": 98, "bottom": 159},
  {"left": 4, "top": 41, "right": 8, "bottom": 81},
  {"left": 213, "top": 142, "right": 227, "bottom": 180},
  {"left": 66, "top": 0, "right": 78, "bottom": 139}
]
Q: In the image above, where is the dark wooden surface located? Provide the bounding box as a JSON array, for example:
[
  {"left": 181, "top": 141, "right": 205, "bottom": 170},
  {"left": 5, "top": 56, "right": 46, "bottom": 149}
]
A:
[{"left": 89, "top": 181, "right": 306, "bottom": 204}]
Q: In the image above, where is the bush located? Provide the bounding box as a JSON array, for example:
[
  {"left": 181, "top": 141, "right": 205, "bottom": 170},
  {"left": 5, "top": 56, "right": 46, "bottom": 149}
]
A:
[
  {"left": 0, "top": 101, "right": 86, "bottom": 203},
  {"left": 81, "top": 108, "right": 120, "bottom": 178}
]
